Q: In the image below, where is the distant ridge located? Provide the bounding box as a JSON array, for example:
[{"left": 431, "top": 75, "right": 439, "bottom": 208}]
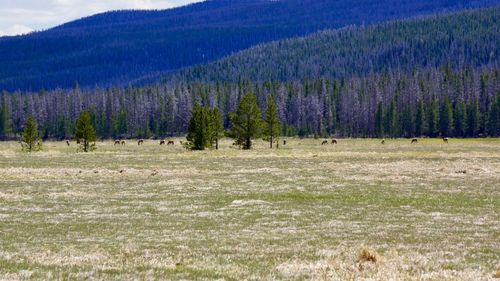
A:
[{"left": 1, "top": 0, "right": 498, "bottom": 91}]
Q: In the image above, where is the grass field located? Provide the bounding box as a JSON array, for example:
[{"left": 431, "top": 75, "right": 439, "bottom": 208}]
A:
[{"left": 0, "top": 138, "right": 499, "bottom": 280}]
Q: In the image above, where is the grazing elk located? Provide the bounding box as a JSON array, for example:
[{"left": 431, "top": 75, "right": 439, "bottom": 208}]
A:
[
  {"left": 321, "top": 140, "right": 329, "bottom": 145},
  {"left": 283, "top": 139, "right": 287, "bottom": 145},
  {"left": 411, "top": 138, "right": 418, "bottom": 144},
  {"left": 167, "top": 140, "right": 175, "bottom": 145},
  {"left": 66, "top": 140, "right": 70, "bottom": 146},
  {"left": 114, "top": 140, "right": 121, "bottom": 145},
  {"left": 160, "top": 140, "right": 166, "bottom": 145},
  {"left": 331, "top": 139, "right": 338, "bottom": 145},
  {"left": 381, "top": 139, "right": 385, "bottom": 144},
  {"left": 138, "top": 139, "right": 144, "bottom": 146},
  {"left": 443, "top": 137, "right": 449, "bottom": 143},
  {"left": 121, "top": 140, "right": 126, "bottom": 146}
]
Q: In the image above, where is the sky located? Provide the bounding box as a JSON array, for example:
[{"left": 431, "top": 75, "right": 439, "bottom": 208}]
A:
[{"left": 0, "top": 0, "right": 200, "bottom": 36}]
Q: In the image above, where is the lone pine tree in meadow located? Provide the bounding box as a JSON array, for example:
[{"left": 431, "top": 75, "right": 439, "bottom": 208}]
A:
[
  {"left": 229, "top": 92, "right": 261, "bottom": 150},
  {"left": 262, "top": 96, "right": 280, "bottom": 148},
  {"left": 187, "top": 103, "right": 211, "bottom": 150},
  {"left": 21, "top": 116, "right": 41, "bottom": 152},
  {"left": 75, "top": 111, "right": 97, "bottom": 152}
]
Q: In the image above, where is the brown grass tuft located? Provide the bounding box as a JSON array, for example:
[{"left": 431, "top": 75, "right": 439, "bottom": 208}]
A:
[
  {"left": 493, "top": 270, "right": 500, "bottom": 278},
  {"left": 358, "top": 247, "right": 380, "bottom": 263}
]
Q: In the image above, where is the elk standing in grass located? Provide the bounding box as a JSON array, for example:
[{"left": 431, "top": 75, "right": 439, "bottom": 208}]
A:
[
  {"left": 121, "top": 140, "right": 126, "bottom": 146},
  {"left": 443, "top": 137, "right": 449, "bottom": 143},
  {"left": 114, "top": 140, "right": 121, "bottom": 145},
  {"left": 411, "top": 138, "right": 418, "bottom": 144},
  {"left": 321, "top": 140, "right": 328, "bottom": 145},
  {"left": 381, "top": 139, "right": 385, "bottom": 144},
  {"left": 66, "top": 140, "right": 70, "bottom": 146},
  {"left": 138, "top": 139, "right": 144, "bottom": 146},
  {"left": 160, "top": 140, "right": 166, "bottom": 145},
  {"left": 331, "top": 139, "right": 338, "bottom": 145},
  {"left": 167, "top": 140, "right": 174, "bottom": 145}
]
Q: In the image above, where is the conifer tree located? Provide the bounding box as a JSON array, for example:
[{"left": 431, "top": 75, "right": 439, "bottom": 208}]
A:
[
  {"left": 401, "top": 106, "right": 414, "bottom": 138},
  {"left": 453, "top": 100, "right": 467, "bottom": 137},
  {"left": 427, "top": 98, "right": 439, "bottom": 137},
  {"left": 262, "top": 96, "right": 281, "bottom": 148},
  {"left": 75, "top": 111, "right": 97, "bottom": 152},
  {"left": 487, "top": 93, "right": 500, "bottom": 137},
  {"left": 187, "top": 103, "right": 209, "bottom": 150},
  {"left": 439, "top": 97, "right": 453, "bottom": 137},
  {"left": 229, "top": 92, "right": 261, "bottom": 150},
  {"left": 210, "top": 107, "right": 224, "bottom": 150},
  {"left": 374, "top": 102, "right": 384, "bottom": 138},
  {"left": 415, "top": 100, "right": 425, "bottom": 137},
  {"left": 0, "top": 102, "right": 11, "bottom": 140},
  {"left": 466, "top": 98, "right": 480, "bottom": 137},
  {"left": 21, "top": 116, "right": 41, "bottom": 152}
]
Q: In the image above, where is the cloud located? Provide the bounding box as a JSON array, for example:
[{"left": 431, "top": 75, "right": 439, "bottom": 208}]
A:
[{"left": 0, "top": 0, "right": 200, "bottom": 36}]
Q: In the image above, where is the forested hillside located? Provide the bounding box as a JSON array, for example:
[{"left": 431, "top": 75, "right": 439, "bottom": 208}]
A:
[
  {"left": 169, "top": 7, "right": 500, "bottom": 83},
  {"left": 0, "top": 0, "right": 498, "bottom": 91}
]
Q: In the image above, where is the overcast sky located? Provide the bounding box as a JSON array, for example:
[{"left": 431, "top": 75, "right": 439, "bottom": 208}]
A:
[{"left": 0, "top": 0, "right": 200, "bottom": 36}]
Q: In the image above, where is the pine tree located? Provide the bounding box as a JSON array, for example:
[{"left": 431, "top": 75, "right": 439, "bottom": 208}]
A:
[
  {"left": 401, "top": 106, "right": 414, "bottom": 138},
  {"left": 228, "top": 92, "right": 261, "bottom": 150},
  {"left": 262, "top": 96, "right": 281, "bottom": 148},
  {"left": 453, "top": 100, "right": 467, "bottom": 137},
  {"left": 487, "top": 93, "right": 500, "bottom": 137},
  {"left": 374, "top": 102, "right": 384, "bottom": 138},
  {"left": 75, "top": 111, "right": 97, "bottom": 152},
  {"left": 415, "top": 100, "right": 425, "bottom": 137},
  {"left": 21, "top": 116, "right": 41, "bottom": 152},
  {"left": 427, "top": 98, "right": 439, "bottom": 137},
  {"left": 439, "top": 97, "right": 453, "bottom": 137},
  {"left": 466, "top": 98, "right": 480, "bottom": 137},
  {"left": 186, "top": 103, "right": 210, "bottom": 150},
  {"left": 0, "top": 102, "right": 11, "bottom": 140},
  {"left": 383, "top": 100, "right": 396, "bottom": 138},
  {"left": 210, "top": 107, "right": 224, "bottom": 150}
]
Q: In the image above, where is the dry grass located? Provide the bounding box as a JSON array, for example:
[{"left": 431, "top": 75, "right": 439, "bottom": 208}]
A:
[{"left": 0, "top": 138, "right": 498, "bottom": 280}]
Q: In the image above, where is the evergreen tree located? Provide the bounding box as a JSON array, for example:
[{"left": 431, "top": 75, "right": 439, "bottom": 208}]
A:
[
  {"left": 186, "top": 103, "right": 211, "bottom": 150},
  {"left": 383, "top": 100, "right": 396, "bottom": 138},
  {"left": 415, "top": 100, "right": 425, "bottom": 137},
  {"left": 228, "top": 92, "right": 261, "bottom": 150},
  {"left": 75, "top": 111, "right": 97, "bottom": 152},
  {"left": 0, "top": 102, "right": 11, "bottom": 140},
  {"left": 210, "top": 107, "right": 224, "bottom": 150},
  {"left": 21, "top": 116, "right": 41, "bottom": 152},
  {"left": 466, "top": 98, "right": 480, "bottom": 137},
  {"left": 439, "top": 97, "right": 453, "bottom": 137},
  {"left": 112, "top": 109, "right": 128, "bottom": 138},
  {"left": 427, "top": 98, "right": 439, "bottom": 137},
  {"left": 262, "top": 96, "right": 281, "bottom": 148},
  {"left": 374, "top": 102, "right": 384, "bottom": 138},
  {"left": 401, "top": 106, "right": 414, "bottom": 138},
  {"left": 453, "top": 100, "right": 467, "bottom": 137},
  {"left": 487, "top": 93, "right": 500, "bottom": 137}
]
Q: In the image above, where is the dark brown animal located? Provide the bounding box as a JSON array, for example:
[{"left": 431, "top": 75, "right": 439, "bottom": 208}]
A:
[
  {"left": 167, "top": 140, "right": 174, "bottom": 145},
  {"left": 443, "top": 137, "right": 449, "bottom": 143},
  {"left": 411, "top": 138, "right": 418, "bottom": 144},
  {"left": 321, "top": 140, "right": 329, "bottom": 145},
  {"left": 331, "top": 139, "right": 338, "bottom": 145},
  {"left": 121, "top": 140, "right": 126, "bottom": 146},
  {"left": 114, "top": 140, "right": 121, "bottom": 145},
  {"left": 160, "top": 140, "right": 166, "bottom": 145},
  {"left": 138, "top": 139, "right": 144, "bottom": 146},
  {"left": 381, "top": 139, "right": 385, "bottom": 144},
  {"left": 66, "top": 140, "right": 70, "bottom": 146},
  {"left": 283, "top": 139, "right": 287, "bottom": 145}
]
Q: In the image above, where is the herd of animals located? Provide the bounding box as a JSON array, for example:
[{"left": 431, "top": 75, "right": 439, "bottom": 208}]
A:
[{"left": 59, "top": 137, "right": 451, "bottom": 147}]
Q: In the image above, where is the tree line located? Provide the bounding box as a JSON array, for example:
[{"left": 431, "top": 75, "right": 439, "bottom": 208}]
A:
[{"left": 0, "top": 66, "right": 499, "bottom": 141}]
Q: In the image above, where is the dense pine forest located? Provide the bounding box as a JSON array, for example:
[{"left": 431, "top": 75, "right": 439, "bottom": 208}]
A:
[
  {"left": 0, "top": 0, "right": 498, "bottom": 91},
  {"left": 1, "top": 6, "right": 499, "bottom": 140},
  {"left": 169, "top": 7, "right": 499, "bottom": 83},
  {"left": 1, "top": 66, "right": 499, "bottom": 140}
]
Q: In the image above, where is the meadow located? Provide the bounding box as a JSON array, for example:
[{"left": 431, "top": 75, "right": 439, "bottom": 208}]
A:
[{"left": 0, "top": 138, "right": 498, "bottom": 280}]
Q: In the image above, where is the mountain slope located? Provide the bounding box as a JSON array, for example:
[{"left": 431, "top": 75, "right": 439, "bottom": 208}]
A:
[
  {"left": 1, "top": 0, "right": 499, "bottom": 91},
  {"left": 167, "top": 7, "right": 500, "bottom": 83}
]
